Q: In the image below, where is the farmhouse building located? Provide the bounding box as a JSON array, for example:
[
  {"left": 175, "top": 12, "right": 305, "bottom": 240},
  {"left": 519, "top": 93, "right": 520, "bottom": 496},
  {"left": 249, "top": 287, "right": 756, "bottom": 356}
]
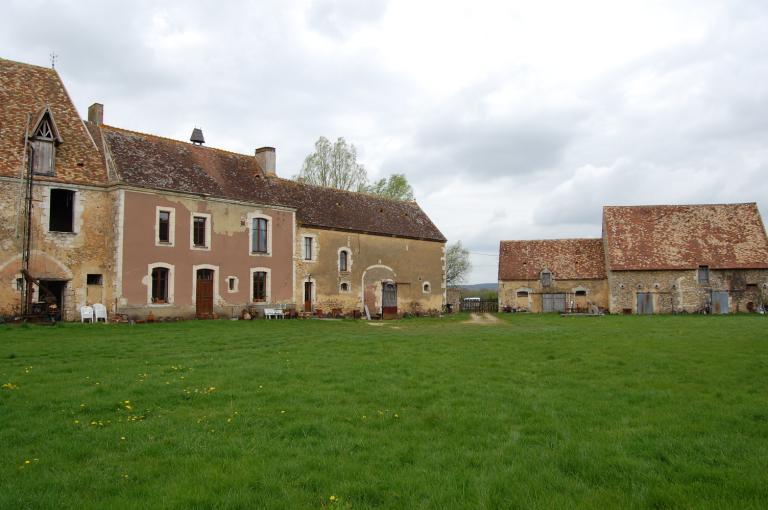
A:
[
  {"left": 499, "top": 204, "right": 768, "bottom": 314},
  {"left": 0, "top": 57, "right": 446, "bottom": 321},
  {"left": 498, "top": 239, "right": 608, "bottom": 313}
]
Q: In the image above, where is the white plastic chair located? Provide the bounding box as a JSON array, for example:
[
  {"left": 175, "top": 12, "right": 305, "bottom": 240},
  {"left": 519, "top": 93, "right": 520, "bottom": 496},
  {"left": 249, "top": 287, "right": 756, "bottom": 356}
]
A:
[
  {"left": 93, "top": 303, "right": 108, "bottom": 323},
  {"left": 80, "top": 305, "right": 94, "bottom": 323}
]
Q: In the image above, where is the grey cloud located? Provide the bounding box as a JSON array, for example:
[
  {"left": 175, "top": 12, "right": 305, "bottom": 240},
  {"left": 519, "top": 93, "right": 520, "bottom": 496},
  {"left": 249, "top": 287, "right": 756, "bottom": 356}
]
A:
[{"left": 307, "top": 0, "right": 389, "bottom": 38}]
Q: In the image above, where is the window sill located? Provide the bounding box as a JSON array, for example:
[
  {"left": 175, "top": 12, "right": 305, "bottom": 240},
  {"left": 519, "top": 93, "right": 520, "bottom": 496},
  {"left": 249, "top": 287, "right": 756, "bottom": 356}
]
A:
[
  {"left": 191, "top": 246, "right": 211, "bottom": 251},
  {"left": 49, "top": 230, "right": 77, "bottom": 235},
  {"left": 250, "top": 252, "right": 271, "bottom": 257},
  {"left": 304, "top": 259, "right": 317, "bottom": 263},
  {"left": 149, "top": 303, "right": 173, "bottom": 307},
  {"left": 156, "top": 241, "right": 175, "bottom": 247}
]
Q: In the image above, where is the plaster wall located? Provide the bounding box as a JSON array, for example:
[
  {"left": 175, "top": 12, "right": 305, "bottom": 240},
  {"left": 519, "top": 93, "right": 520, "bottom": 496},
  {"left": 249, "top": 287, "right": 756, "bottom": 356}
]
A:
[
  {"left": 118, "top": 190, "right": 295, "bottom": 318},
  {"left": 294, "top": 227, "right": 445, "bottom": 316}
]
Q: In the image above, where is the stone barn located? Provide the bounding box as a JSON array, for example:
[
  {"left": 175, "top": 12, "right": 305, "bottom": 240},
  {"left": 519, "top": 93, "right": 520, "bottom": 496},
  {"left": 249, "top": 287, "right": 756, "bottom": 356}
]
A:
[
  {"left": 603, "top": 203, "right": 768, "bottom": 314},
  {"left": 498, "top": 239, "right": 608, "bottom": 313}
]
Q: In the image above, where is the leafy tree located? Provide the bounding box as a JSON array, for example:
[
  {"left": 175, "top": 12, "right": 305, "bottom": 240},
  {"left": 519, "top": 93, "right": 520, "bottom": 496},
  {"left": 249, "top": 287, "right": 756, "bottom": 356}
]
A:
[
  {"left": 294, "top": 136, "right": 368, "bottom": 191},
  {"left": 446, "top": 241, "right": 471, "bottom": 287},
  {"left": 366, "top": 173, "right": 414, "bottom": 201}
]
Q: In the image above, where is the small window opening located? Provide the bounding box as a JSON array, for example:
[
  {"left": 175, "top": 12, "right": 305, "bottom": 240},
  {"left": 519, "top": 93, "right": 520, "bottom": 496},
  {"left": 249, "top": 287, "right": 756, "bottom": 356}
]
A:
[
  {"left": 540, "top": 270, "right": 552, "bottom": 287},
  {"left": 339, "top": 250, "right": 348, "bottom": 272},
  {"left": 304, "top": 237, "right": 313, "bottom": 260},
  {"left": 340, "top": 282, "right": 349, "bottom": 292},
  {"left": 698, "top": 265, "right": 709, "bottom": 284},
  {"left": 228, "top": 277, "right": 237, "bottom": 291},
  {"left": 87, "top": 274, "right": 103, "bottom": 285},
  {"left": 151, "top": 267, "right": 169, "bottom": 303},
  {"left": 575, "top": 290, "right": 587, "bottom": 297},
  {"left": 16, "top": 278, "right": 24, "bottom": 291},
  {"left": 517, "top": 291, "right": 529, "bottom": 298},
  {"left": 423, "top": 282, "right": 430, "bottom": 292},
  {"left": 158, "top": 211, "right": 171, "bottom": 243},
  {"left": 193, "top": 216, "right": 207, "bottom": 247},
  {"left": 49, "top": 189, "right": 75, "bottom": 232}
]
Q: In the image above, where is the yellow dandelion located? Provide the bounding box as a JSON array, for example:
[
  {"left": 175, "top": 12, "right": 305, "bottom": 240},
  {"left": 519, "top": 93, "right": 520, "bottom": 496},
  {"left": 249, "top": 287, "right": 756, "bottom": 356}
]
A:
[
  {"left": 24, "top": 460, "right": 30, "bottom": 464},
  {"left": 120, "top": 436, "right": 126, "bottom": 441},
  {"left": 74, "top": 420, "right": 79, "bottom": 424},
  {"left": 329, "top": 495, "right": 338, "bottom": 502}
]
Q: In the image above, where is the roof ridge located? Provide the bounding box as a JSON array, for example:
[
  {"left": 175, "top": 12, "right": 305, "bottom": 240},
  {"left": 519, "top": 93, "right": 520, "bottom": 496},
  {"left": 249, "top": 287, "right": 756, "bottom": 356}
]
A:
[
  {"left": 101, "top": 124, "right": 257, "bottom": 160},
  {"left": 500, "top": 237, "right": 602, "bottom": 243},
  {"left": 604, "top": 202, "right": 757, "bottom": 209},
  {"left": 0, "top": 57, "right": 58, "bottom": 73}
]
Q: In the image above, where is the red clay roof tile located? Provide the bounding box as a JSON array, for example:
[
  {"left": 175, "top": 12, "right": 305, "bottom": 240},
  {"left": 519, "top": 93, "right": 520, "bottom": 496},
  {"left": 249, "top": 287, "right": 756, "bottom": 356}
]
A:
[{"left": 498, "top": 238, "right": 606, "bottom": 280}]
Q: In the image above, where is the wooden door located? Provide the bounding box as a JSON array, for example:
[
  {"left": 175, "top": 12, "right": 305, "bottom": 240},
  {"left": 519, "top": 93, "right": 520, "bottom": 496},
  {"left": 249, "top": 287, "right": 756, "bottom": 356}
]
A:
[
  {"left": 711, "top": 291, "right": 729, "bottom": 314},
  {"left": 196, "top": 269, "right": 214, "bottom": 318},
  {"left": 542, "top": 293, "right": 566, "bottom": 313},
  {"left": 304, "top": 282, "right": 313, "bottom": 312},
  {"left": 636, "top": 292, "right": 653, "bottom": 314},
  {"left": 382, "top": 282, "right": 397, "bottom": 319}
]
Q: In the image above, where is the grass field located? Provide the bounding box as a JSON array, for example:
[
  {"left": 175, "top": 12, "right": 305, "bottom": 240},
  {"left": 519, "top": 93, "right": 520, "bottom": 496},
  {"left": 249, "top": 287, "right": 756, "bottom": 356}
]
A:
[{"left": 1, "top": 314, "right": 767, "bottom": 509}]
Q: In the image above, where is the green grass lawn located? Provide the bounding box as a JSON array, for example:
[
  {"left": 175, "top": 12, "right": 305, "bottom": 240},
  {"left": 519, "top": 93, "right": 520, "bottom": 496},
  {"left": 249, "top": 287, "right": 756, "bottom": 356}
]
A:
[{"left": 1, "top": 314, "right": 767, "bottom": 509}]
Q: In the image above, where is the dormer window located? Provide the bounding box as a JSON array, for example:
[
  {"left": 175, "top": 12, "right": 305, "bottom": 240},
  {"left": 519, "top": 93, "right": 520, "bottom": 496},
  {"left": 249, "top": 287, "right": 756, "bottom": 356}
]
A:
[
  {"left": 29, "top": 109, "right": 63, "bottom": 177},
  {"left": 540, "top": 269, "right": 553, "bottom": 287}
]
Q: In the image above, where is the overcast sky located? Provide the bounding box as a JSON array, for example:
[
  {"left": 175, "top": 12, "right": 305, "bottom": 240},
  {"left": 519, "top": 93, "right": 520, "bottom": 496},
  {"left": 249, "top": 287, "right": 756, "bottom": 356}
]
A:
[{"left": 3, "top": 0, "right": 767, "bottom": 283}]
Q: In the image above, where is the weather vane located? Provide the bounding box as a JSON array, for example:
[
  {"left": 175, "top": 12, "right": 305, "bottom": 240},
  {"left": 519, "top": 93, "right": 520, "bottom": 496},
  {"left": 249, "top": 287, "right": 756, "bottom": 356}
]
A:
[{"left": 50, "top": 52, "right": 58, "bottom": 69}]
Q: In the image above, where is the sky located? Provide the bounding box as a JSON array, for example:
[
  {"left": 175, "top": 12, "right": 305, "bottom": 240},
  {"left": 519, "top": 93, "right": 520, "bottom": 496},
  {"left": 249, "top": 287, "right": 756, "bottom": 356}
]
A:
[{"left": 3, "top": 0, "right": 767, "bottom": 283}]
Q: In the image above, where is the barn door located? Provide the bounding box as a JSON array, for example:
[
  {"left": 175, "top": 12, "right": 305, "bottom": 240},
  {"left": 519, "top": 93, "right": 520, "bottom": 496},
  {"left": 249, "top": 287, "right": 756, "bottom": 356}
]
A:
[
  {"left": 711, "top": 291, "right": 729, "bottom": 314},
  {"left": 542, "top": 293, "right": 565, "bottom": 313},
  {"left": 196, "top": 269, "right": 214, "bottom": 318},
  {"left": 382, "top": 282, "right": 397, "bottom": 319},
  {"left": 637, "top": 292, "right": 653, "bottom": 314}
]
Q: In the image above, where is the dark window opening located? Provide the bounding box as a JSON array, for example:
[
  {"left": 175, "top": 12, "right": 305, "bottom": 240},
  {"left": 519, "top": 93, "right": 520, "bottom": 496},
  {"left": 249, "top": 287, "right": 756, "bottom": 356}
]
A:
[
  {"left": 16, "top": 278, "right": 24, "bottom": 291},
  {"left": 253, "top": 271, "right": 267, "bottom": 302},
  {"left": 228, "top": 277, "right": 236, "bottom": 291},
  {"left": 253, "top": 218, "right": 268, "bottom": 253},
  {"left": 158, "top": 210, "right": 171, "bottom": 243},
  {"left": 575, "top": 290, "right": 587, "bottom": 297},
  {"left": 698, "top": 266, "right": 709, "bottom": 284},
  {"left": 517, "top": 291, "right": 529, "bottom": 298},
  {"left": 304, "top": 237, "right": 313, "bottom": 260},
  {"left": 339, "top": 250, "right": 348, "bottom": 271},
  {"left": 193, "top": 216, "right": 207, "bottom": 247},
  {"left": 340, "top": 282, "right": 349, "bottom": 292},
  {"left": 151, "top": 267, "right": 169, "bottom": 303},
  {"left": 49, "top": 189, "right": 75, "bottom": 232},
  {"left": 423, "top": 282, "right": 430, "bottom": 292},
  {"left": 87, "top": 274, "right": 103, "bottom": 285}
]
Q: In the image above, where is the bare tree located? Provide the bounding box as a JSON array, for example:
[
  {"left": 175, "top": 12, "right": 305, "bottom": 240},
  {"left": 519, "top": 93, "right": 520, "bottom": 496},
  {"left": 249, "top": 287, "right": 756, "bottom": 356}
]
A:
[
  {"left": 366, "top": 173, "right": 414, "bottom": 201},
  {"left": 294, "top": 136, "right": 368, "bottom": 191},
  {"left": 446, "top": 241, "right": 471, "bottom": 287}
]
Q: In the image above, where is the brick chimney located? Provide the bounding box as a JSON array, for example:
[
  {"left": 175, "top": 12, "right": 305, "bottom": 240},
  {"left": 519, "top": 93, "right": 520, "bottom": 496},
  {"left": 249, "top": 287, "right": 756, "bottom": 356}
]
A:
[
  {"left": 255, "top": 147, "right": 276, "bottom": 177},
  {"left": 88, "top": 103, "right": 104, "bottom": 125}
]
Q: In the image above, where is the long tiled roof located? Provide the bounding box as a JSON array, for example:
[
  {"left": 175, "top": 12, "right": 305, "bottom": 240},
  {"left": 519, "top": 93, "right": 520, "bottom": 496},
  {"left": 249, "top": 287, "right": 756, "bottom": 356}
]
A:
[
  {"left": 498, "top": 239, "right": 606, "bottom": 280},
  {"left": 97, "top": 125, "right": 446, "bottom": 242},
  {"left": 603, "top": 203, "right": 768, "bottom": 270},
  {"left": 0, "top": 58, "right": 106, "bottom": 184}
]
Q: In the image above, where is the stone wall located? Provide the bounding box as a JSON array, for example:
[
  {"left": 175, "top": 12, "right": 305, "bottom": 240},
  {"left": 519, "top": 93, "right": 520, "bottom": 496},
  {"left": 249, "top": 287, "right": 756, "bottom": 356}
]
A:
[
  {"left": 607, "top": 268, "right": 768, "bottom": 314},
  {"left": 294, "top": 227, "right": 445, "bottom": 316},
  {"left": 0, "top": 179, "right": 116, "bottom": 320},
  {"left": 498, "top": 278, "right": 609, "bottom": 312}
]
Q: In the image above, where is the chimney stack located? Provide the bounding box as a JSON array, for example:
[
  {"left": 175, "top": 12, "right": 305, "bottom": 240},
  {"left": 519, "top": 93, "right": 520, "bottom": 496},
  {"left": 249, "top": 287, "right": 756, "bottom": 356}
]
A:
[
  {"left": 88, "top": 103, "right": 103, "bottom": 125},
  {"left": 190, "top": 127, "right": 205, "bottom": 145},
  {"left": 255, "top": 147, "right": 276, "bottom": 177}
]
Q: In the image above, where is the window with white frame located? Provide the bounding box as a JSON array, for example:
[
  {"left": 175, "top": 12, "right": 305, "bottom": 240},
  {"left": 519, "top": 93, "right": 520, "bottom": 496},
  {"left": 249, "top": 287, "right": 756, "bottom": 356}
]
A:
[
  {"left": 303, "top": 236, "right": 314, "bottom": 261},
  {"left": 227, "top": 276, "right": 239, "bottom": 293},
  {"left": 250, "top": 268, "right": 271, "bottom": 302},
  {"left": 148, "top": 263, "right": 174, "bottom": 304},
  {"left": 190, "top": 213, "right": 211, "bottom": 250},
  {"left": 249, "top": 214, "right": 272, "bottom": 255},
  {"left": 155, "top": 207, "right": 175, "bottom": 246},
  {"left": 422, "top": 281, "right": 431, "bottom": 293}
]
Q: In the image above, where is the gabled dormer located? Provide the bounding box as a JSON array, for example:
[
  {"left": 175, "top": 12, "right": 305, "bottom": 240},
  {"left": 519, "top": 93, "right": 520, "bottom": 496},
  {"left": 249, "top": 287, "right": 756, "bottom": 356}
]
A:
[{"left": 28, "top": 106, "right": 63, "bottom": 176}]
